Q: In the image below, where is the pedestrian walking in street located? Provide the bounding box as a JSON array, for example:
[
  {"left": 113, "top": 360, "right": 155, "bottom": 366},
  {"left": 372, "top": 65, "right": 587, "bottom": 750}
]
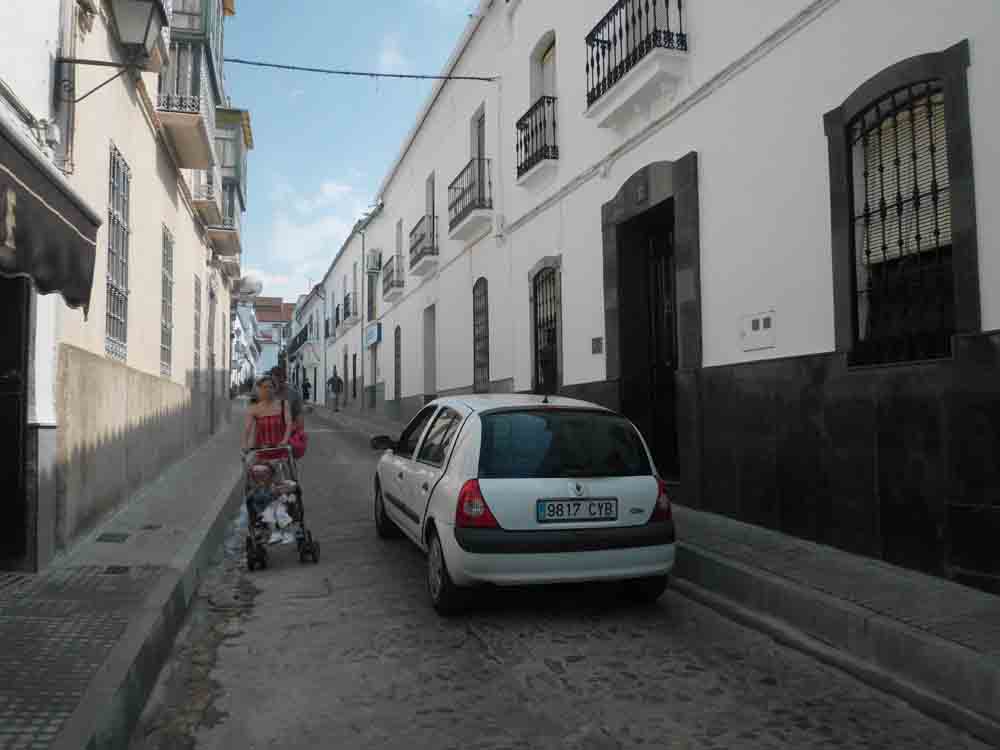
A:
[
  {"left": 302, "top": 378, "right": 312, "bottom": 402},
  {"left": 270, "top": 366, "right": 303, "bottom": 430},
  {"left": 242, "top": 375, "right": 292, "bottom": 456}
]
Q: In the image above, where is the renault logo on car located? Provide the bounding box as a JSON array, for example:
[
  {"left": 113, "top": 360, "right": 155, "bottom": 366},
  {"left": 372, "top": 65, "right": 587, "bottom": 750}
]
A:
[{"left": 572, "top": 482, "right": 584, "bottom": 497}]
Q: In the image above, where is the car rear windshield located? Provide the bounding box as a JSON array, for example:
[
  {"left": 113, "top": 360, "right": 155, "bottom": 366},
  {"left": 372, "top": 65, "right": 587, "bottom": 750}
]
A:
[{"left": 478, "top": 409, "right": 651, "bottom": 479}]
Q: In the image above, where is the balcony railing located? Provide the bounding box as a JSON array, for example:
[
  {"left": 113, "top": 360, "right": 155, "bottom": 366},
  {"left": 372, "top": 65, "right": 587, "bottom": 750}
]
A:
[
  {"left": 448, "top": 158, "right": 493, "bottom": 231},
  {"left": 585, "top": 0, "right": 688, "bottom": 108},
  {"left": 516, "top": 96, "right": 559, "bottom": 178},
  {"left": 287, "top": 326, "right": 308, "bottom": 358},
  {"left": 409, "top": 214, "right": 438, "bottom": 269},
  {"left": 382, "top": 255, "right": 405, "bottom": 298}
]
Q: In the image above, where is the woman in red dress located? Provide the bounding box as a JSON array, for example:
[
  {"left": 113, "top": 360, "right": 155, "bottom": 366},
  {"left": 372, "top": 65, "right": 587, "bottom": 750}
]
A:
[{"left": 242, "top": 374, "right": 292, "bottom": 458}]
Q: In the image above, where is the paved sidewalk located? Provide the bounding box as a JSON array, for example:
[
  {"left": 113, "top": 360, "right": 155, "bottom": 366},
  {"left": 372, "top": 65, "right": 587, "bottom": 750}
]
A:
[
  {"left": 311, "top": 404, "right": 1000, "bottom": 745},
  {"left": 0, "top": 409, "right": 246, "bottom": 750}
]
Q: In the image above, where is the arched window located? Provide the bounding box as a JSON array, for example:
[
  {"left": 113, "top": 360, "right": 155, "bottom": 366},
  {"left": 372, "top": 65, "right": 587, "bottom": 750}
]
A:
[
  {"left": 473, "top": 278, "right": 490, "bottom": 393},
  {"left": 394, "top": 325, "right": 402, "bottom": 401},
  {"left": 532, "top": 264, "right": 560, "bottom": 394},
  {"left": 824, "top": 41, "right": 977, "bottom": 365}
]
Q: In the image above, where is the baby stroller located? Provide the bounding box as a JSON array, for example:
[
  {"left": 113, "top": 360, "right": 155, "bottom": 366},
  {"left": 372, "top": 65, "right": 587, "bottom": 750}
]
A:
[{"left": 242, "top": 445, "right": 320, "bottom": 570}]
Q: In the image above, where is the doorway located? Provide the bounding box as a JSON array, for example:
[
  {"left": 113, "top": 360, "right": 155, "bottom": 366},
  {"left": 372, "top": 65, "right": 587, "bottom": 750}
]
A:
[
  {"left": 618, "top": 200, "right": 680, "bottom": 480},
  {"left": 0, "top": 277, "right": 30, "bottom": 563},
  {"left": 423, "top": 305, "right": 436, "bottom": 402}
]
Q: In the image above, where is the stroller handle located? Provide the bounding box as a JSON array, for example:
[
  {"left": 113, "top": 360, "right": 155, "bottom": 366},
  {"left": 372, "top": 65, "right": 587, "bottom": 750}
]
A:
[{"left": 243, "top": 445, "right": 294, "bottom": 464}]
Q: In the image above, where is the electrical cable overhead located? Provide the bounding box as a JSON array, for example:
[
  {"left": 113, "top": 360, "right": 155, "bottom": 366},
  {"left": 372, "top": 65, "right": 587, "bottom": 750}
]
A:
[{"left": 223, "top": 57, "right": 497, "bottom": 83}]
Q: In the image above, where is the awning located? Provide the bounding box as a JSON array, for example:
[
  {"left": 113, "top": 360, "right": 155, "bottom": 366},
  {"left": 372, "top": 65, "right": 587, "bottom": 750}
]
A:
[{"left": 0, "top": 116, "right": 101, "bottom": 314}]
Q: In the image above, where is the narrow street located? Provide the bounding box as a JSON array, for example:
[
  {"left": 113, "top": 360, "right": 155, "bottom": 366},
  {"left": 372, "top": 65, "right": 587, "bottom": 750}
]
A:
[{"left": 129, "top": 412, "right": 986, "bottom": 750}]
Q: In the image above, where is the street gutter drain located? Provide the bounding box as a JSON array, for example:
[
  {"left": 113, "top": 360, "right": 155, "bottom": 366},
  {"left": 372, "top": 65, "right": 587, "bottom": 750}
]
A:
[
  {"left": 96, "top": 532, "right": 130, "bottom": 543},
  {"left": 103, "top": 565, "right": 131, "bottom": 575}
]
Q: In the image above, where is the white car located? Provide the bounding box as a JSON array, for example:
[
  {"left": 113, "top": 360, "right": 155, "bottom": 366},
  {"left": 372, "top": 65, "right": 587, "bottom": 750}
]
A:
[{"left": 370, "top": 394, "right": 676, "bottom": 614}]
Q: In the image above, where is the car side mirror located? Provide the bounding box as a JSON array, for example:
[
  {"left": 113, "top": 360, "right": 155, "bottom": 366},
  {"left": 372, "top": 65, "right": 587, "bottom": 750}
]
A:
[{"left": 370, "top": 435, "right": 396, "bottom": 451}]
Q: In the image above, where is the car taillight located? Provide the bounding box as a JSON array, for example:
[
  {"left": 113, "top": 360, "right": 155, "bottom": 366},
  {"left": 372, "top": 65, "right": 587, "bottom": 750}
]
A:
[
  {"left": 455, "top": 479, "right": 500, "bottom": 529},
  {"left": 650, "top": 478, "right": 672, "bottom": 522}
]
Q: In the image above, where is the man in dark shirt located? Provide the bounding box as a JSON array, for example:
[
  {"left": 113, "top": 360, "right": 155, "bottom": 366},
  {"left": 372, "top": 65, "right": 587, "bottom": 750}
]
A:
[{"left": 270, "top": 366, "right": 304, "bottom": 429}]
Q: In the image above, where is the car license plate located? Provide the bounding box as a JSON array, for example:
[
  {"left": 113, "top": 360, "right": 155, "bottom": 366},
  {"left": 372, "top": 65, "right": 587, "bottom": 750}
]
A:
[{"left": 536, "top": 498, "right": 618, "bottom": 524}]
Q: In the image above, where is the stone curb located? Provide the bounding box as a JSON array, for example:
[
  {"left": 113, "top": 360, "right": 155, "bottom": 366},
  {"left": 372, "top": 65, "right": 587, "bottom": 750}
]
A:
[
  {"left": 49, "top": 462, "right": 244, "bottom": 750},
  {"left": 672, "top": 543, "right": 1000, "bottom": 747}
]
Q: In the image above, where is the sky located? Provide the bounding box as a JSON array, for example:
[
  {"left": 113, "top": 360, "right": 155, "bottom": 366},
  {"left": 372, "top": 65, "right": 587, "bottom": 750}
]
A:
[{"left": 221, "top": 0, "right": 475, "bottom": 302}]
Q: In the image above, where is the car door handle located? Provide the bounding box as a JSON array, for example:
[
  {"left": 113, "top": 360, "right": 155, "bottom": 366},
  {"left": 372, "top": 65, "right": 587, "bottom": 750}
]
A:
[
  {"left": 398, "top": 472, "right": 404, "bottom": 480},
  {"left": 421, "top": 482, "right": 429, "bottom": 492}
]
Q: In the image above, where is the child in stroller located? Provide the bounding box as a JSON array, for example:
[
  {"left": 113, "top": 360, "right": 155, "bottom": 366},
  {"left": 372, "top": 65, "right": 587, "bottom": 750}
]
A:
[{"left": 243, "top": 447, "right": 319, "bottom": 570}]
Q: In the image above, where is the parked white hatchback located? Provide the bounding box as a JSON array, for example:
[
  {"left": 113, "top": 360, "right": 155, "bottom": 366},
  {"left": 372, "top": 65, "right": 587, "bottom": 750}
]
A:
[{"left": 370, "top": 395, "right": 676, "bottom": 614}]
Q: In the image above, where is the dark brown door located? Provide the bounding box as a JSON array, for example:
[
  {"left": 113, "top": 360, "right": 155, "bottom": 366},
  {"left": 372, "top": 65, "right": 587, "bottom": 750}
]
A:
[
  {"left": 0, "top": 277, "right": 30, "bottom": 562},
  {"left": 619, "top": 202, "right": 679, "bottom": 480}
]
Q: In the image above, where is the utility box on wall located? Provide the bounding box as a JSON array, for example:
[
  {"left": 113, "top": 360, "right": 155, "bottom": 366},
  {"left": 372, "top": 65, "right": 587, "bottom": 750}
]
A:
[{"left": 741, "top": 310, "right": 776, "bottom": 352}]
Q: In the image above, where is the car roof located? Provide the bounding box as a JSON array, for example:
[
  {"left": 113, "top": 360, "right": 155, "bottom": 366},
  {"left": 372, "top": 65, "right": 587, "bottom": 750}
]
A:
[{"left": 430, "top": 393, "right": 614, "bottom": 415}]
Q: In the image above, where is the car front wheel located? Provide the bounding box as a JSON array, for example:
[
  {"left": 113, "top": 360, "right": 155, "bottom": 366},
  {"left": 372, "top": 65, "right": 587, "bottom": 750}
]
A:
[
  {"left": 427, "top": 530, "right": 465, "bottom": 616},
  {"left": 374, "top": 482, "right": 402, "bottom": 539}
]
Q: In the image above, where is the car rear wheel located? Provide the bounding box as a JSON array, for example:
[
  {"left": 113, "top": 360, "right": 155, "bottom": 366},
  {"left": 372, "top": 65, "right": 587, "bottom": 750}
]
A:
[
  {"left": 624, "top": 575, "right": 669, "bottom": 604},
  {"left": 374, "top": 483, "right": 402, "bottom": 539},
  {"left": 427, "top": 531, "right": 465, "bottom": 616}
]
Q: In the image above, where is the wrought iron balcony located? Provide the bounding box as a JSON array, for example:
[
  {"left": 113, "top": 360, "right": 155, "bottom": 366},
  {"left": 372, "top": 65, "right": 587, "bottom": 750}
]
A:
[
  {"left": 382, "top": 254, "right": 405, "bottom": 302},
  {"left": 344, "top": 292, "right": 360, "bottom": 325},
  {"left": 585, "top": 0, "right": 689, "bottom": 126},
  {"left": 287, "top": 326, "right": 308, "bottom": 358},
  {"left": 448, "top": 158, "right": 493, "bottom": 240},
  {"left": 409, "top": 214, "right": 439, "bottom": 277},
  {"left": 157, "top": 41, "right": 217, "bottom": 168},
  {"left": 516, "top": 96, "right": 559, "bottom": 180},
  {"left": 208, "top": 184, "right": 242, "bottom": 259},
  {"left": 191, "top": 165, "right": 222, "bottom": 224}
]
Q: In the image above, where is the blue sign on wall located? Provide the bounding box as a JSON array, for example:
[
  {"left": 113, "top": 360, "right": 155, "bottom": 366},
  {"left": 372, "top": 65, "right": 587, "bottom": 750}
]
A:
[{"left": 364, "top": 321, "right": 382, "bottom": 348}]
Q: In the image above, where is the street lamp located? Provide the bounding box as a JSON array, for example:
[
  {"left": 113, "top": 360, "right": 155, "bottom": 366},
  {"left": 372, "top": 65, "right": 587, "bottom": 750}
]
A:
[
  {"left": 57, "top": 0, "right": 170, "bottom": 104},
  {"left": 109, "top": 0, "right": 170, "bottom": 68}
]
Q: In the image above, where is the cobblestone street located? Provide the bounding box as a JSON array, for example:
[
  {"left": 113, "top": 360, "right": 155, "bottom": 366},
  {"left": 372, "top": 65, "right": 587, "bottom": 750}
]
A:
[{"left": 128, "top": 413, "right": 987, "bottom": 750}]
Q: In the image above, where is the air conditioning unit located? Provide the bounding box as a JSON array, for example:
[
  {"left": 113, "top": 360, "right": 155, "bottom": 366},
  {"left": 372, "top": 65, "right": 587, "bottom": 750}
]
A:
[{"left": 365, "top": 249, "right": 383, "bottom": 275}]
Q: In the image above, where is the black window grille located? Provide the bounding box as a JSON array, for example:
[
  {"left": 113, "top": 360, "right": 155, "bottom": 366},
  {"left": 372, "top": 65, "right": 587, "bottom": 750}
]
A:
[
  {"left": 849, "top": 81, "right": 953, "bottom": 365},
  {"left": 160, "top": 227, "right": 174, "bottom": 376},
  {"left": 533, "top": 267, "right": 560, "bottom": 394},
  {"left": 352, "top": 353, "right": 358, "bottom": 399},
  {"left": 106, "top": 144, "right": 130, "bottom": 361},
  {"left": 207, "top": 281, "right": 216, "bottom": 390},
  {"left": 394, "top": 325, "right": 402, "bottom": 401},
  {"left": 194, "top": 275, "right": 201, "bottom": 383},
  {"left": 473, "top": 278, "right": 490, "bottom": 393}
]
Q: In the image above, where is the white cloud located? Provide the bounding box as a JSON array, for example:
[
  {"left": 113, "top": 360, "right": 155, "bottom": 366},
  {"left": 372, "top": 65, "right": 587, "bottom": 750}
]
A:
[
  {"left": 257, "top": 176, "right": 367, "bottom": 301},
  {"left": 294, "top": 180, "right": 355, "bottom": 215},
  {"left": 377, "top": 33, "right": 409, "bottom": 74}
]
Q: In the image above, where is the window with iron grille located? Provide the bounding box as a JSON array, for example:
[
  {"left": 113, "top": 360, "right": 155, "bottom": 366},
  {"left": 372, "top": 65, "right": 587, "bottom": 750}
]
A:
[
  {"left": 194, "top": 275, "right": 202, "bottom": 383},
  {"left": 825, "top": 41, "right": 978, "bottom": 366},
  {"left": 532, "top": 266, "right": 560, "bottom": 394},
  {"left": 106, "top": 144, "right": 130, "bottom": 361},
  {"left": 850, "top": 82, "right": 953, "bottom": 364},
  {"left": 352, "top": 353, "right": 357, "bottom": 399},
  {"left": 394, "top": 325, "right": 402, "bottom": 401},
  {"left": 160, "top": 227, "right": 174, "bottom": 376},
  {"left": 473, "top": 278, "right": 489, "bottom": 393}
]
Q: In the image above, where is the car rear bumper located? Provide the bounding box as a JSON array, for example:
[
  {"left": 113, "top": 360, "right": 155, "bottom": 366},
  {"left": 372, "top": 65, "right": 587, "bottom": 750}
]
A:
[
  {"left": 454, "top": 520, "right": 675, "bottom": 554},
  {"left": 441, "top": 521, "right": 676, "bottom": 587}
]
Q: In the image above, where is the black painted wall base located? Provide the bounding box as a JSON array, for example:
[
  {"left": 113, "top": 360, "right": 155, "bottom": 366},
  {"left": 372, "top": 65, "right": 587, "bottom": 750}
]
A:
[{"left": 550, "top": 332, "right": 1000, "bottom": 592}]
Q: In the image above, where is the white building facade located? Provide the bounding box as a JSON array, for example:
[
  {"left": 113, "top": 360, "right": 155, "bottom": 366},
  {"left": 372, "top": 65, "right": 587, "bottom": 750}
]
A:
[
  {"left": 1, "top": 0, "right": 255, "bottom": 571},
  {"left": 232, "top": 302, "right": 261, "bottom": 391},
  {"left": 320, "top": 0, "right": 1000, "bottom": 590},
  {"left": 288, "top": 285, "right": 325, "bottom": 402}
]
